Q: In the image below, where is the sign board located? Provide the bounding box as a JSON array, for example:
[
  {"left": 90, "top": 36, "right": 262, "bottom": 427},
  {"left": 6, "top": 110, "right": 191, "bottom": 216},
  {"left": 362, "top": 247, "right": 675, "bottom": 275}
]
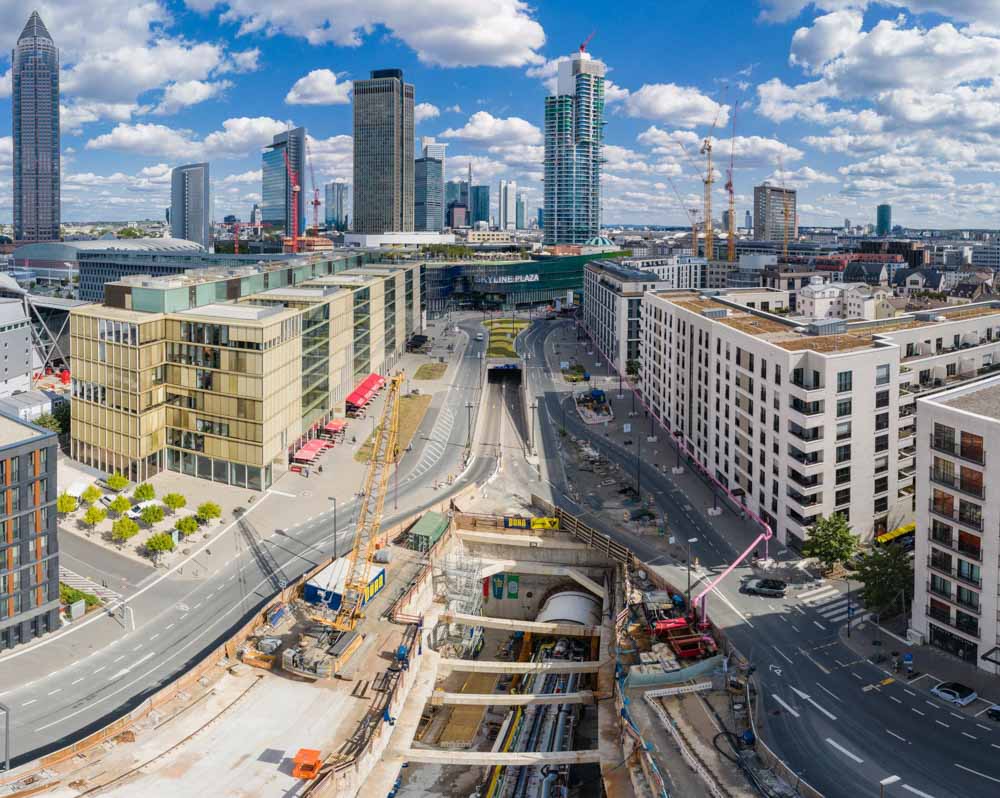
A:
[
  {"left": 623, "top": 423, "right": 632, "bottom": 434},
  {"left": 492, "top": 574, "right": 506, "bottom": 599},
  {"left": 503, "top": 516, "right": 559, "bottom": 530},
  {"left": 555, "top": 298, "right": 562, "bottom": 312},
  {"left": 560, "top": 361, "right": 569, "bottom": 370},
  {"left": 484, "top": 273, "right": 539, "bottom": 285},
  {"left": 507, "top": 574, "right": 520, "bottom": 599},
  {"left": 902, "top": 652, "right": 913, "bottom": 664},
  {"left": 531, "top": 517, "right": 559, "bottom": 530}
]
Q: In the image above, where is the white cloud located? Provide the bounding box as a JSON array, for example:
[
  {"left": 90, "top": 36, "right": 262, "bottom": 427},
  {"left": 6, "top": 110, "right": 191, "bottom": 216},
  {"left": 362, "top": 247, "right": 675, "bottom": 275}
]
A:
[
  {"left": 789, "top": 10, "right": 863, "bottom": 72},
  {"left": 440, "top": 111, "right": 542, "bottom": 146},
  {"left": 487, "top": 143, "right": 543, "bottom": 167},
  {"left": 285, "top": 69, "right": 351, "bottom": 105},
  {"left": 605, "top": 80, "right": 630, "bottom": 104},
  {"left": 717, "top": 135, "right": 804, "bottom": 166},
  {"left": 415, "top": 103, "right": 441, "bottom": 124},
  {"left": 154, "top": 79, "right": 232, "bottom": 115},
  {"left": 187, "top": 0, "right": 545, "bottom": 67},
  {"left": 767, "top": 166, "right": 839, "bottom": 186},
  {"left": 0, "top": 69, "right": 10, "bottom": 100},
  {"left": 307, "top": 134, "right": 353, "bottom": 181},
  {"left": 623, "top": 83, "right": 729, "bottom": 128},
  {"left": 445, "top": 104, "right": 462, "bottom": 113},
  {"left": 85, "top": 116, "right": 291, "bottom": 159},
  {"left": 0, "top": 136, "right": 11, "bottom": 168},
  {"left": 219, "top": 169, "right": 262, "bottom": 185},
  {"left": 220, "top": 48, "right": 261, "bottom": 74},
  {"left": 61, "top": 101, "right": 145, "bottom": 134}
]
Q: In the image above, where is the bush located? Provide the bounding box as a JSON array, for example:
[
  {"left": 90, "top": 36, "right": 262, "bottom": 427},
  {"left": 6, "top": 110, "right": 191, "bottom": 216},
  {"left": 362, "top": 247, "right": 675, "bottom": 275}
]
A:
[
  {"left": 56, "top": 493, "right": 78, "bottom": 514},
  {"left": 82, "top": 505, "right": 107, "bottom": 529},
  {"left": 133, "top": 483, "right": 155, "bottom": 502},
  {"left": 196, "top": 502, "right": 222, "bottom": 523},
  {"left": 59, "top": 583, "right": 100, "bottom": 608},
  {"left": 175, "top": 515, "right": 199, "bottom": 536},
  {"left": 145, "top": 532, "right": 175, "bottom": 556},
  {"left": 162, "top": 493, "right": 187, "bottom": 514},
  {"left": 112, "top": 517, "right": 139, "bottom": 544},
  {"left": 34, "top": 413, "right": 62, "bottom": 434},
  {"left": 140, "top": 504, "right": 165, "bottom": 526},
  {"left": 108, "top": 495, "right": 131, "bottom": 516},
  {"left": 106, "top": 472, "right": 129, "bottom": 492},
  {"left": 81, "top": 484, "right": 101, "bottom": 505}
]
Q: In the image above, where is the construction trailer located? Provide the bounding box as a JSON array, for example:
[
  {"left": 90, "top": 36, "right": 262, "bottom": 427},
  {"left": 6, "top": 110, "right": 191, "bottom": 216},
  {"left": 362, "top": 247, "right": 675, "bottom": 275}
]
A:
[
  {"left": 408, "top": 510, "right": 449, "bottom": 552},
  {"left": 302, "top": 558, "right": 386, "bottom": 612}
]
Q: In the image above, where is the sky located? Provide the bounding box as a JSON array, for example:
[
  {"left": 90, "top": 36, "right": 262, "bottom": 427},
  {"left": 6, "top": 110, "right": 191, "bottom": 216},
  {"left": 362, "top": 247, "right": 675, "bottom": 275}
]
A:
[{"left": 3, "top": 1, "right": 1000, "bottom": 229}]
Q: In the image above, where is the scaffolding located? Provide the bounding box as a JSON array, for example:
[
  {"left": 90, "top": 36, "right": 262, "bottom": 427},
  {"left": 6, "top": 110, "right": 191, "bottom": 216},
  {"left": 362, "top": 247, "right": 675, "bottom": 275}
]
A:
[{"left": 432, "top": 545, "right": 484, "bottom": 658}]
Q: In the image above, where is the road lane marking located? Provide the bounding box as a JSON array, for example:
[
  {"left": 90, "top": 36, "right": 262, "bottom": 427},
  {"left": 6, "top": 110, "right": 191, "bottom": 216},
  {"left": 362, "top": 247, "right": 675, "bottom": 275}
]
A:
[
  {"left": 47, "top": 689, "right": 61, "bottom": 696},
  {"left": 992, "top": 744, "right": 1000, "bottom": 750},
  {"left": 132, "top": 644, "right": 143, "bottom": 651},
  {"left": 935, "top": 720, "right": 949, "bottom": 728},
  {"left": 773, "top": 646, "right": 794, "bottom": 665},
  {"left": 711, "top": 586, "right": 754, "bottom": 628},
  {"left": 835, "top": 659, "right": 846, "bottom": 667},
  {"left": 886, "top": 729, "right": 907, "bottom": 742},
  {"left": 813, "top": 620, "right": 826, "bottom": 630},
  {"left": 902, "top": 785, "right": 936, "bottom": 798},
  {"left": 851, "top": 672, "right": 863, "bottom": 680},
  {"left": 912, "top": 708, "right": 925, "bottom": 716},
  {"left": 113, "top": 655, "right": 125, "bottom": 663},
  {"left": 71, "top": 678, "right": 84, "bottom": 685},
  {"left": 889, "top": 696, "right": 903, "bottom": 704},
  {"left": 771, "top": 694, "right": 800, "bottom": 718},
  {"left": 790, "top": 624, "right": 800, "bottom": 632},
  {"left": 21, "top": 699, "right": 36, "bottom": 706},
  {"left": 798, "top": 648, "right": 830, "bottom": 675},
  {"left": 974, "top": 705, "right": 994, "bottom": 717},
  {"left": 950, "top": 712, "right": 964, "bottom": 719},
  {"left": 794, "top": 605, "right": 807, "bottom": 616},
  {"left": 926, "top": 701, "right": 941, "bottom": 709},
  {"left": 816, "top": 683, "right": 842, "bottom": 703},
  {"left": 94, "top": 666, "right": 105, "bottom": 673},
  {"left": 904, "top": 689, "right": 917, "bottom": 696},
  {"left": 150, "top": 633, "right": 160, "bottom": 641},
  {"left": 825, "top": 738, "right": 863, "bottom": 764},
  {"left": 977, "top": 724, "right": 991, "bottom": 731},
  {"left": 791, "top": 687, "right": 837, "bottom": 720},
  {"left": 165, "top": 623, "right": 175, "bottom": 630},
  {"left": 799, "top": 585, "right": 837, "bottom": 600},
  {"left": 955, "top": 764, "right": 1000, "bottom": 784},
  {"left": 192, "top": 603, "right": 202, "bottom": 610},
  {"left": 962, "top": 732, "right": 977, "bottom": 740}
]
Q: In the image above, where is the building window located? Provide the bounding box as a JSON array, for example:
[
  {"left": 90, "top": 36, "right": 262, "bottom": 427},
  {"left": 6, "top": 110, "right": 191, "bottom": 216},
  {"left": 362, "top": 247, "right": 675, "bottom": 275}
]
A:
[
  {"left": 876, "top": 364, "right": 891, "bottom": 385},
  {"left": 875, "top": 435, "right": 889, "bottom": 453},
  {"left": 836, "top": 444, "right": 851, "bottom": 463},
  {"left": 875, "top": 412, "right": 889, "bottom": 431},
  {"left": 837, "top": 371, "right": 852, "bottom": 393},
  {"left": 835, "top": 488, "right": 851, "bottom": 506},
  {"left": 875, "top": 390, "right": 889, "bottom": 408},
  {"left": 836, "top": 398, "right": 852, "bottom": 417},
  {"left": 836, "top": 421, "right": 851, "bottom": 441},
  {"left": 874, "top": 496, "right": 888, "bottom": 513},
  {"left": 874, "top": 476, "right": 888, "bottom": 494},
  {"left": 836, "top": 466, "right": 851, "bottom": 485}
]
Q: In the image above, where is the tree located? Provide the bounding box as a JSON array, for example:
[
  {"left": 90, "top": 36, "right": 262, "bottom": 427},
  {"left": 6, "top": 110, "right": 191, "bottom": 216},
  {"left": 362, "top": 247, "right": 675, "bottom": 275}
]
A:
[
  {"left": 626, "top": 359, "right": 640, "bottom": 378},
  {"left": 116, "top": 227, "right": 142, "bottom": 239},
  {"left": 196, "top": 501, "right": 222, "bottom": 523},
  {"left": 140, "top": 504, "right": 165, "bottom": 526},
  {"left": 145, "top": 532, "right": 175, "bottom": 559},
  {"left": 112, "top": 517, "right": 139, "bottom": 545},
  {"left": 175, "top": 515, "right": 199, "bottom": 536},
  {"left": 56, "top": 493, "right": 78, "bottom": 514},
  {"left": 82, "top": 505, "right": 106, "bottom": 529},
  {"left": 162, "top": 493, "right": 187, "bottom": 514},
  {"left": 81, "top": 484, "right": 101, "bottom": 505},
  {"left": 855, "top": 543, "right": 914, "bottom": 618},
  {"left": 106, "top": 472, "right": 128, "bottom": 492},
  {"left": 108, "top": 495, "right": 131, "bottom": 516},
  {"left": 802, "top": 513, "right": 857, "bottom": 571},
  {"left": 34, "top": 413, "right": 61, "bottom": 434},
  {"left": 53, "top": 402, "right": 71, "bottom": 434},
  {"left": 133, "top": 483, "right": 155, "bottom": 502}
]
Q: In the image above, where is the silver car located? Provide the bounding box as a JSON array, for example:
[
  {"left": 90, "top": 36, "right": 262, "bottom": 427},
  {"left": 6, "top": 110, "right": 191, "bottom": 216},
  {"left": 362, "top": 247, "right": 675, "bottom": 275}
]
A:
[{"left": 930, "top": 681, "right": 978, "bottom": 706}]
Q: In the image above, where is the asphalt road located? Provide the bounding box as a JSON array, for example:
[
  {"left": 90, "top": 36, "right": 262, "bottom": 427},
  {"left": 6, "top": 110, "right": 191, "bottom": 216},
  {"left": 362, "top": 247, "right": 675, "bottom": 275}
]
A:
[
  {"left": 1, "top": 316, "right": 495, "bottom": 765},
  {"left": 522, "top": 318, "right": 1000, "bottom": 798}
]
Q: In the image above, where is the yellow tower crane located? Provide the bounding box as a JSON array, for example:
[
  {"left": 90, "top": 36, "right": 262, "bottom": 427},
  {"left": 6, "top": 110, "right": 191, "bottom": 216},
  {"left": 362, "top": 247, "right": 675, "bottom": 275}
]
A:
[
  {"left": 316, "top": 373, "right": 404, "bottom": 631},
  {"left": 725, "top": 103, "right": 738, "bottom": 262},
  {"left": 700, "top": 87, "right": 729, "bottom": 263}
]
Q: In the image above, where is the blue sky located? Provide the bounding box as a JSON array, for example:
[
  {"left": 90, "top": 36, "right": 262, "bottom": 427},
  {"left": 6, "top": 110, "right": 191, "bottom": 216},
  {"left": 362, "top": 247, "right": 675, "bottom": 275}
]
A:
[{"left": 2, "top": 1, "right": 1000, "bottom": 228}]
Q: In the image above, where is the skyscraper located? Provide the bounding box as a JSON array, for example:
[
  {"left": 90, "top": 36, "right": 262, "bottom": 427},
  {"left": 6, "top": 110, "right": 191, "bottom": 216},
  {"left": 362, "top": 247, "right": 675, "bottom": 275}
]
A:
[
  {"left": 753, "top": 183, "right": 797, "bottom": 241},
  {"left": 250, "top": 203, "right": 261, "bottom": 227},
  {"left": 262, "top": 127, "right": 307, "bottom": 237},
  {"left": 12, "top": 11, "right": 60, "bottom": 242},
  {"left": 353, "top": 69, "right": 414, "bottom": 233},
  {"left": 470, "top": 185, "right": 490, "bottom": 226},
  {"left": 544, "top": 49, "right": 605, "bottom": 245},
  {"left": 170, "top": 163, "right": 211, "bottom": 249},
  {"left": 325, "top": 182, "right": 350, "bottom": 231},
  {"left": 415, "top": 157, "right": 444, "bottom": 232},
  {"left": 877, "top": 203, "right": 892, "bottom": 237},
  {"left": 421, "top": 137, "right": 447, "bottom": 178},
  {"left": 744, "top": 210, "right": 752, "bottom": 230},
  {"left": 499, "top": 180, "right": 517, "bottom": 230},
  {"left": 516, "top": 192, "right": 527, "bottom": 230}
]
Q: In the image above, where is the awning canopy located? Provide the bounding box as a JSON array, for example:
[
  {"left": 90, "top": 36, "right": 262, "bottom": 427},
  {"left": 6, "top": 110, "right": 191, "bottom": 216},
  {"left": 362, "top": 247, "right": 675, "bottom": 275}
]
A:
[
  {"left": 324, "top": 419, "right": 346, "bottom": 433},
  {"left": 875, "top": 522, "right": 915, "bottom": 545},
  {"left": 292, "top": 439, "right": 326, "bottom": 462},
  {"left": 346, "top": 373, "right": 385, "bottom": 408}
]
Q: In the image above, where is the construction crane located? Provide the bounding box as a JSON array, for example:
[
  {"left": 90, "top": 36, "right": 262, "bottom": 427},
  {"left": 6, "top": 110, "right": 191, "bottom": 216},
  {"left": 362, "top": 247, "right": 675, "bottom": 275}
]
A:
[
  {"left": 579, "top": 30, "right": 596, "bottom": 53},
  {"left": 233, "top": 220, "right": 240, "bottom": 255},
  {"left": 282, "top": 148, "right": 301, "bottom": 254},
  {"left": 724, "top": 103, "right": 738, "bottom": 262},
  {"left": 775, "top": 154, "right": 792, "bottom": 259},
  {"left": 306, "top": 140, "right": 321, "bottom": 235},
  {"left": 700, "top": 87, "right": 728, "bottom": 262},
  {"left": 689, "top": 207, "right": 701, "bottom": 258},
  {"left": 315, "top": 373, "right": 404, "bottom": 631}
]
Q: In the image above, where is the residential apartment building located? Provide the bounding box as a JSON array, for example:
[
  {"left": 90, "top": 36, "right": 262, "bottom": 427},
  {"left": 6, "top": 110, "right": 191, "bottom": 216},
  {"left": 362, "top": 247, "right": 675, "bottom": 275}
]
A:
[
  {"left": 0, "top": 413, "right": 59, "bottom": 650},
  {"left": 583, "top": 260, "right": 668, "bottom": 373},
  {"left": 912, "top": 376, "right": 999, "bottom": 672},
  {"left": 641, "top": 291, "right": 1000, "bottom": 547},
  {"left": 353, "top": 69, "right": 414, "bottom": 234},
  {"left": 69, "top": 253, "right": 423, "bottom": 489},
  {"left": 620, "top": 257, "right": 698, "bottom": 289},
  {"left": 0, "top": 299, "right": 35, "bottom": 398},
  {"left": 797, "top": 277, "right": 893, "bottom": 321},
  {"left": 753, "top": 184, "right": 797, "bottom": 242}
]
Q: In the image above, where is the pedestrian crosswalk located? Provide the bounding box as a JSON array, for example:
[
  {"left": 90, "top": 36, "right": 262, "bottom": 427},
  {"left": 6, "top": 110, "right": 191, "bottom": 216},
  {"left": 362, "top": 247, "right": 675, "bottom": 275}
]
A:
[
  {"left": 406, "top": 406, "right": 456, "bottom": 482},
  {"left": 797, "top": 583, "right": 866, "bottom": 625},
  {"left": 59, "top": 566, "right": 123, "bottom": 607}
]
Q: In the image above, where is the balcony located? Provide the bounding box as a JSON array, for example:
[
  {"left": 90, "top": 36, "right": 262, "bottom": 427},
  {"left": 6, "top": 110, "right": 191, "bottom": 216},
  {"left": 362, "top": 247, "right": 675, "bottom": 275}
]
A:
[
  {"left": 787, "top": 446, "right": 823, "bottom": 469},
  {"left": 928, "top": 469, "right": 985, "bottom": 499},
  {"left": 789, "top": 423, "right": 824, "bottom": 444},
  {"left": 928, "top": 501, "right": 984, "bottom": 532},
  {"left": 899, "top": 445, "right": 916, "bottom": 461},
  {"left": 787, "top": 507, "right": 819, "bottom": 529},
  {"left": 926, "top": 604, "right": 951, "bottom": 625},
  {"left": 929, "top": 435, "right": 985, "bottom": 465},
  {"left": 927, "top": 580, "right": 952, "bottom": 601},
  {"left": 926, "top": 604, "right": 980, "bottom": 637},
  {"left": 788, "top": 469, "right": 822, "bottom": 491},
  {"left": 789, "top": 379, "right": 824, "bottom": 401},
  {"left": 787, "top": 487, "right": 823, "bottom": 510}
]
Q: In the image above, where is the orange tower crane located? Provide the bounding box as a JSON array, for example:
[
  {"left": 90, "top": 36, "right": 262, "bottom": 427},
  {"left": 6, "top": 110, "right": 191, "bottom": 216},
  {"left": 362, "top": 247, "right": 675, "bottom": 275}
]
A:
[{"left": 282, "top": 148, "right": 301, "bottom": 254}]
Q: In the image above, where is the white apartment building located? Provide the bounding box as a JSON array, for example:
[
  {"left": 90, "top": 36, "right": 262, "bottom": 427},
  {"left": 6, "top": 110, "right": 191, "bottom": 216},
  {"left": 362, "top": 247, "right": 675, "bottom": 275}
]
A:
[
  {"left": 620, "top": 256, "right": 699, "bottom": 288},
  {"left": 583, "top": 260, "right": 669, "bottom": 373},
  {"left": 641, "top": 290, "right": 1000, "bottom": 548},
  {"left": 912, "top": 376, "right": 998, "bottom": 673},
  {"left": 797, "top": 277, "right": 893, "bottom": 321}
]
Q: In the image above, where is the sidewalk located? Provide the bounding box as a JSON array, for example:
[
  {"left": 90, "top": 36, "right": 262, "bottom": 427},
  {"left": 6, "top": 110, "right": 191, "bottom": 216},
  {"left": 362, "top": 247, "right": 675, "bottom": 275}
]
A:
[{"left": 839, "top": 615, "right": 1000, "bottom": 708}]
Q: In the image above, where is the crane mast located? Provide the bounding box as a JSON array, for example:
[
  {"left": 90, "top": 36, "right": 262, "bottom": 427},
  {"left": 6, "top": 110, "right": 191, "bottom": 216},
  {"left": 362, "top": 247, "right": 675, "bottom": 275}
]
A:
[
  {"left": 282, "top": 148, "right": 301, "bottom": 254},
  {"left": 725, "top": 103, "right": 738, "bottom": 262},
  {"left": 700, "top": 138, "right": 714, "bottom": 261}
]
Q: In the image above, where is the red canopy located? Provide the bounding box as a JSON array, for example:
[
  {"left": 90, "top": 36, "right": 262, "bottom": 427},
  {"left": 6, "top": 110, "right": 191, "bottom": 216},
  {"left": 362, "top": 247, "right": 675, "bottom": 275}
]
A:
[
  {"left": 292, "top": 439, "right": 326, "bottom": 462},
  {"left": 325, "top": 419, "right": 346, "bottom": 433},
  {"left": 345, "top": 373, "right": 385, "bottom": 408}
]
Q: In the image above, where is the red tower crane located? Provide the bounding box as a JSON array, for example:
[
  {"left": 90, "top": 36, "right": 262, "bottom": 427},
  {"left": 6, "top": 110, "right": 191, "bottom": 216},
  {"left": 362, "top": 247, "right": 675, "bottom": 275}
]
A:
[
  {"left": 580, "top": 30, "right": 596, "bottom": 53},
  {"left": 283, "top": 148, "right": 301, "bottom": 254}
]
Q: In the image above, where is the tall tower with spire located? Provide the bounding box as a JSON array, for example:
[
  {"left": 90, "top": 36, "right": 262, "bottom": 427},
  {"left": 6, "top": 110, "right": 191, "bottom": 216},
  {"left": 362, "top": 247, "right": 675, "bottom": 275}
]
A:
[{"left": 12, "top": 11, "right": 60, "bottom": 242}]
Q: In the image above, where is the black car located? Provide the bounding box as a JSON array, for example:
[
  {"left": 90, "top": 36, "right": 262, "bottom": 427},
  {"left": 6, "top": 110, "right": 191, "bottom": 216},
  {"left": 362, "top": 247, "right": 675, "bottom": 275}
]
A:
[{"left": 743, "top": 578, "right": 788, "bottom": 597}]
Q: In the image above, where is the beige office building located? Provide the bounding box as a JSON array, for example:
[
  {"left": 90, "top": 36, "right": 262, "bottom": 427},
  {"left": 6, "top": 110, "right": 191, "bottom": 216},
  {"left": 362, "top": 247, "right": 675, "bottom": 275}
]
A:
[{"left": 70, "top": 254, "right": 422, "bottom": 489}]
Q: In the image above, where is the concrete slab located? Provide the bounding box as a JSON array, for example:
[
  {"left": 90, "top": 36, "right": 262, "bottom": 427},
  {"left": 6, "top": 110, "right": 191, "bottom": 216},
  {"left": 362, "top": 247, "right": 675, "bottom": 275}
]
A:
[
  {"left": 437, "top": 611, "right": 600, "bottom": 638},
  {"left": 430, "top": 690, "right": 595, "bottom": 706},
  {"left": 436, "top": 658, "right": 601, "bottom": 674},
  {"left": 401, "top": 749, "right": 602, "bottom": 766}
]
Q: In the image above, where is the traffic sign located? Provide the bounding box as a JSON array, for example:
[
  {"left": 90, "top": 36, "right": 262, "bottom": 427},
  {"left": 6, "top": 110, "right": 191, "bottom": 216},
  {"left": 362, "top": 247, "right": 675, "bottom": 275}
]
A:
[{"left": 902, "top": 652, "right": 913, "bottom": 664}]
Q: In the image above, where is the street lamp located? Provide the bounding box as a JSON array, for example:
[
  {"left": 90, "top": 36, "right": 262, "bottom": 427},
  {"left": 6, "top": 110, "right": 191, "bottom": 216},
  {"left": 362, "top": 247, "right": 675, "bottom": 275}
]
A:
[
  {"left": 465, "top": 401, "right": 475, "bottom": 447},
  {"left": 332, "top": 496, "right": 338, "bottom": 559},
  {"left": 879, "top": 775, "right": 900, "bottom": 798},
  {"left": 843, "top": 577, "right": 853, "bottom": 637},
  {"left": 686, "top": 537, "right": 699, "bottom": 612},
  {"left": 529, "top": 401, "right": 537, "bottom": 453}
]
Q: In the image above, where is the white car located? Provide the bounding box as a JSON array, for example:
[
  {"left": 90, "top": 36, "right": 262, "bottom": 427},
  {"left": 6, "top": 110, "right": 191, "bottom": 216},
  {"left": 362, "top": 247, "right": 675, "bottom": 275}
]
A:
[
  {"left": 127, "top": 499, "right": 163, "bottom": 520},
  {"left": 476, "top": 333, "right": 484, "bottom": 341},
  {"left": 100, "top": 492, "right": 127, "bottom": 508},
  {"left": 930, "top": 681, "right": 978, "bottom": 706}
]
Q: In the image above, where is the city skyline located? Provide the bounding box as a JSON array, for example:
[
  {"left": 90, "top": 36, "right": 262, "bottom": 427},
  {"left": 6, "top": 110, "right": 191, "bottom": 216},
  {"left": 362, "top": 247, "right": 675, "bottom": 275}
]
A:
[{"left": 3, "top": 3, "right": 1000, "bottom": 228}]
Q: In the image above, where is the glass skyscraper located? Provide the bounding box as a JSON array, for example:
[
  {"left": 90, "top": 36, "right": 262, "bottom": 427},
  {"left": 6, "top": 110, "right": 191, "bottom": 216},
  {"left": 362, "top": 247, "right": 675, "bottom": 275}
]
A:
[
  {"left": 325, "top": 182, "right": 350, "bottom": 230},
  {"left": 262, "top": 127, "right": 306, "bottom": 237},
  {"left": 12, "top": 11, "right": 60, "bottom": 242},
  {"left": 415, "top": 158, "right": 444, "bottom": 232},
  {"left": 544, "top": 50, "right": 606, "bottom": 245},
  {"left": 170, "top": 163, "right": 211, "bottom": 249},
  {"left": 470, "top": 185, "right": 490, "bottom": 226}
]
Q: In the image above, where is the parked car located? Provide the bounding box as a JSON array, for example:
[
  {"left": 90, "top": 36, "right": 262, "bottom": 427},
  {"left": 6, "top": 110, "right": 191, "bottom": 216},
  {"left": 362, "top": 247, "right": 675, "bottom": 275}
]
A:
[
  {"left": 127, "top": 499, "right": 164, "bottom": 520},
  {"left": 930, "top": 682, "right": 978, "bottom": 706},
  {"left": 742, "top": 578, "right": 788, "bottom": 598},
  {"left": 984, "top": 704, "right": 1000, "bottom": 722},
  {"left": 100, "top": 492, "right": 127, "bottom": 509},
  {"left": 476, "top": 333, "right": 484, "bottom": 341}
]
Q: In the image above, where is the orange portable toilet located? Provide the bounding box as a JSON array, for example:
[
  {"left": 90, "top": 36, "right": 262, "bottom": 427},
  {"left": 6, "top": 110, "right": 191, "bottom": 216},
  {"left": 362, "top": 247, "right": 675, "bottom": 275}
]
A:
[{"left": 292, "top": 748, "right": 322, "bottom": 780}]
